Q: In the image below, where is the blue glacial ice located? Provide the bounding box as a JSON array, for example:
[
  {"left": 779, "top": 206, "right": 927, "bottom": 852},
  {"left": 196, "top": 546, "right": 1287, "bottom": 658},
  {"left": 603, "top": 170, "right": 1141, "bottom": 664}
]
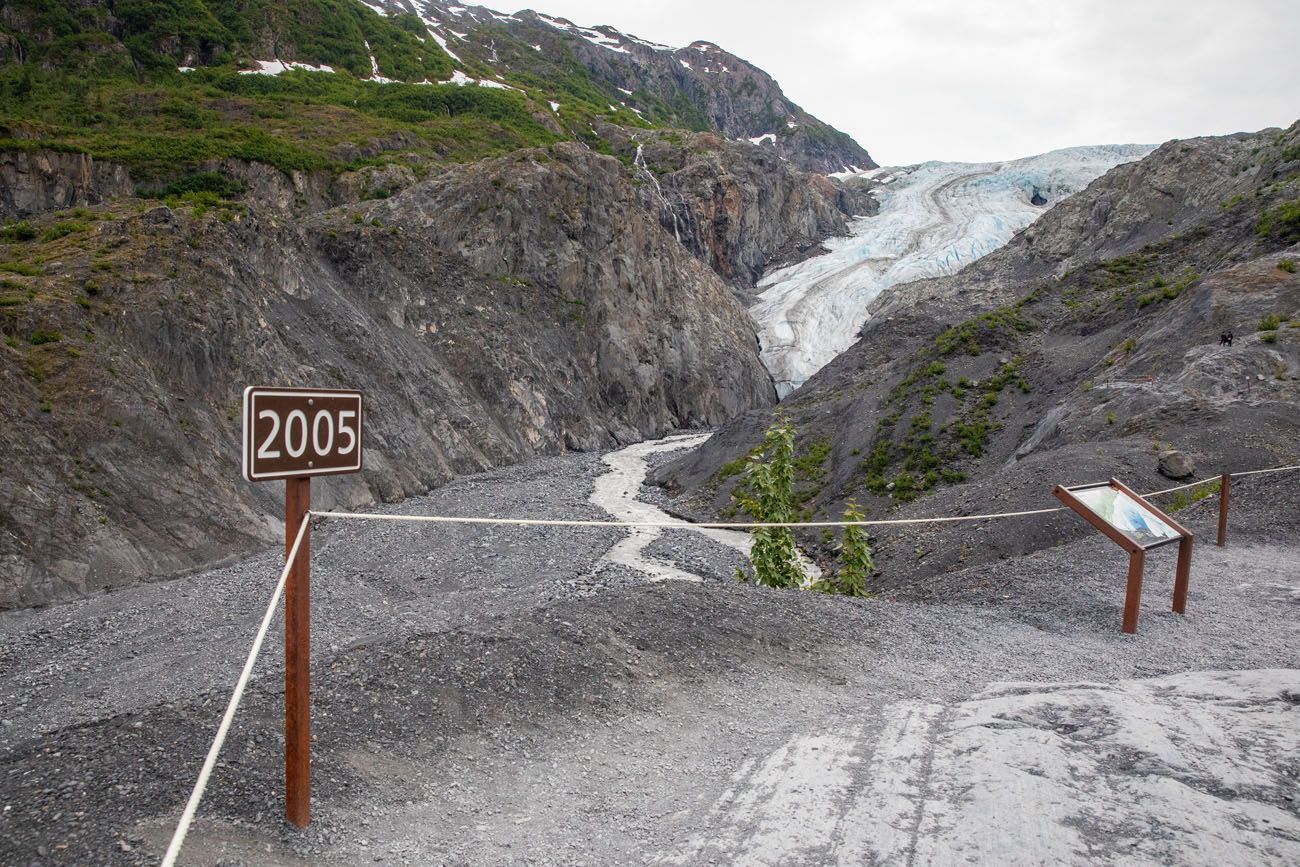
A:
[{"left": 752, "top": 144, "right": 1156, "bottom": 396}]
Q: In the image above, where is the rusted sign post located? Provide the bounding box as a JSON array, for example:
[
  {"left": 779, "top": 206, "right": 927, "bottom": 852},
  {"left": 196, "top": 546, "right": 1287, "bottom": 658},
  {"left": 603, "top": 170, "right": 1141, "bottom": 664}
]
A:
[
  {"left": 243, "top": 387, "right": 364, "bottom": 827},
  {"left": 1054, "top": 478, "right": 1193, "bottom": 634}
]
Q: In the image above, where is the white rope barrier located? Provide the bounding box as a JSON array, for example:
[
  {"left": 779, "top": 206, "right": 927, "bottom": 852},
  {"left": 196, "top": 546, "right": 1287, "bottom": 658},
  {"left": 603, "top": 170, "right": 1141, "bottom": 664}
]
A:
[
  {"left": 311, "top": 505, "right": 1067, "bottom": 529},
  {"left": 311, "top": 462, "right": 1300, "bottom": 531},
  {"left": 1142, "top": 475, "right": 1225, "bottom": 497},
  {"left": 159, "top": 518, "right": 311, "bottom": 867},
  {"left": 1143, "top": 463, "right": 1300, "bottom": 497},
  {"left": 1230, "top": 463, "right": 1300, "bottom": 479}
]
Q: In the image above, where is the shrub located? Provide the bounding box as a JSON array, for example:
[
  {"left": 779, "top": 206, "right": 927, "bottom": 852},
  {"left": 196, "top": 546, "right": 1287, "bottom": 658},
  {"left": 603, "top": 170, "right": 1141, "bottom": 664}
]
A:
[
  {"left": 1259, "top": 314, "right": 1285, "bottom": 331},
  {"left": 1279, "top": 259, "right": 1297, "bottom": 273},
  {"left": 1261, "top": 331, "right": 1279, "bottom": 344},
  {"left": 146, "top": 172, "right": 246, "bottom": 200},
  {"left": 733, "top": 416, "right": 806, "bottom": 589},
  {"left": 40, "top": 221, "right": 90, "bottom": 242},
  {"left": 1, "top": 221, "right": 37, "bottom": 242},
  {"left": 1168, "top": 479, "right": 1221, "bottom": 513},
  {"left": 818, "top": 500, "right": 874, "bottom": 597},
  {"left": 1256, "top": 200, "right": 1300, "bottom": 243},
  {"left": 29, "top": 329, "right": 63, "bottom": 345},
  {"left": 0, "top": 262, "right": 43, "bottom": 276}
]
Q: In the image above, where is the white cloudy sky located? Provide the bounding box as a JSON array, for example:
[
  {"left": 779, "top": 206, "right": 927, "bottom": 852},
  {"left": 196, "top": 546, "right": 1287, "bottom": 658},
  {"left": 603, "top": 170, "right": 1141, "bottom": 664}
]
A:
[{"left": 511, "top": 0, "right": 1300, "bottom": 165}]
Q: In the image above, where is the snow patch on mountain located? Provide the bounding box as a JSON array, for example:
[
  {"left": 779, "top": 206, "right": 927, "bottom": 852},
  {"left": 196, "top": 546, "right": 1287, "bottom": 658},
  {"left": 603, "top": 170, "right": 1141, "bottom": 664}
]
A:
[
  {"left": 426, "top": 27, "right": 462, "bottom": 62},
  {"left": 446, "top": 69, "right": 516, "bottom": 89},
  {"left": 239, "top": 59, "right": 336, "bottom": 76},
  {"left": 752, "top": 144, "right": 1156, "bottom": 396}
]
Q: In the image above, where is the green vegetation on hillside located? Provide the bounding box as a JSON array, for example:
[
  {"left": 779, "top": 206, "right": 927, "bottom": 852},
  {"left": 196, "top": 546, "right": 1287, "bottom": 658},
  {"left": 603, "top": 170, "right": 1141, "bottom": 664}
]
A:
[
  {"left": 2, "top": 0, "right": 450, "bottom": 80},
  {"left": 0, "top": 67, "right": 560, "bottom": 179},
  {"left": 0, "top": 0, "right": 661, "bottom": 182},
  {"left": 1257, "top": 200, "right": 1300, "bottom": 243}
]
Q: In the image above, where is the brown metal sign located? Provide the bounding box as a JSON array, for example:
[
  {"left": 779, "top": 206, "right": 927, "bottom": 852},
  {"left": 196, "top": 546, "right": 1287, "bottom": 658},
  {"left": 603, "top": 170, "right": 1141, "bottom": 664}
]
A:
[
  {"left": 1053, "top": 478, "right": 1192, "bottom": 634},
  {"left": 242, "top": 387, "right": 364, "bottom": 482}
]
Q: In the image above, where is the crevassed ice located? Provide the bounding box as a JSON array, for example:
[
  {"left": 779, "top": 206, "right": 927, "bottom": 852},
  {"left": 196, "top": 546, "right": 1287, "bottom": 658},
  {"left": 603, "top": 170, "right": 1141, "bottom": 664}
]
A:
[{"left": 752, "top": 144, "right": 1156, "bottom": 396}]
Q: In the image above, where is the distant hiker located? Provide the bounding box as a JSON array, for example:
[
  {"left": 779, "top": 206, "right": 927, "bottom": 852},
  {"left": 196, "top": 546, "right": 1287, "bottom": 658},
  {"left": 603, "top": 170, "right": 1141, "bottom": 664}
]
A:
[{"left": 1219, "top": 331, "right": 1234, "bottom": 347}]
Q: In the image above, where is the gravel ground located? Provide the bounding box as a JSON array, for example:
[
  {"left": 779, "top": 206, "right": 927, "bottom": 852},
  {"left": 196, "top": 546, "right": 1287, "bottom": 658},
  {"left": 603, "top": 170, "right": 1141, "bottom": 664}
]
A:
[{"left": 1, "top": 439, "right": 1298, "bottom": 865}]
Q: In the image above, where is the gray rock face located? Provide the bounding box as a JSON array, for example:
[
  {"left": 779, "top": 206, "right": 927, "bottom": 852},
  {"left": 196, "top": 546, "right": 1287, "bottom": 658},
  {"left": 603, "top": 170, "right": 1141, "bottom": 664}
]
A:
[
  {"left": 656, "top": 121, "right": 1300, "bottom": 593},
  {"left": 0, "top": 151, "right": 133, "bottom": 217},
  {"left": 623, "top": 130, "right": 877, "bottom": 291},
  {"left": 0, "top": 144, "right": 775, "bottom": 608},
  {"left": 1158, "top": 450, "right": 1195, "bottom": 480}
]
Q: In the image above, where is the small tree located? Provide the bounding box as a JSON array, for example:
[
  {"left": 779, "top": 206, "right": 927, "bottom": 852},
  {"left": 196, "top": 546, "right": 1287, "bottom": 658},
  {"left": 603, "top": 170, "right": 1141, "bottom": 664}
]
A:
[
  {"left": 835, "top": 500, "right": 875, "bottom": 597},
  {"left": 734, "top": 415, "right": 806, "bottom": 588}
]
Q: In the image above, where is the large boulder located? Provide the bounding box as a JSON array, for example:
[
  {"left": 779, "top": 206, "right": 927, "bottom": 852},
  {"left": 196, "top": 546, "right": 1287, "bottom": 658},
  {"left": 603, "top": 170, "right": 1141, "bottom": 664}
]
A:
[{"left": 1158, "top": 450, "right": 1196, "bottom": 480}]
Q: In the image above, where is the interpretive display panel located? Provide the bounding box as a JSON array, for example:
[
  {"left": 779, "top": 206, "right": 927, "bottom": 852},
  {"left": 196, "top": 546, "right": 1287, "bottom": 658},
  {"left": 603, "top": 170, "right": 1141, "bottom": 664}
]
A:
[
  {"left": 1070, "top": 484, "right": 1182, "bottom": 549},
  {"left": 1053, "top": 478, "right": 1193, "bottom": 634}
]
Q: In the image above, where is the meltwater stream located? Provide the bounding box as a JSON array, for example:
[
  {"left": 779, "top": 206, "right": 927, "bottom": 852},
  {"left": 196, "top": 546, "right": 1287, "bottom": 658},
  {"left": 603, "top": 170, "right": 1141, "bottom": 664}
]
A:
[
  {"left": 590, "top": 433, "right": 820, "bottom": 583},
  {"left": 752, "top": 144, "right": 1155, "bottom": 396}
]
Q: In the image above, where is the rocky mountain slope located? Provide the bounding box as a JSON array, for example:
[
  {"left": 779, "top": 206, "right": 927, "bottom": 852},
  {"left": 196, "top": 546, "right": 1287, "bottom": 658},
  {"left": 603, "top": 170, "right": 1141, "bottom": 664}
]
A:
[
  {"left": 655, "top": 121, "right": 1300, "bottom": 592},
  {"left": 375, "top": 1, "right": 875, "bottom": 173},
  {"left": 0, "top": 143, "right": 787, "bottom": 608},
  {"left": 753, "top": 144, "right": 1155, "bottom": 394},
  {"left": 0, "top": 0, "right": 884, "bottom": 608}
]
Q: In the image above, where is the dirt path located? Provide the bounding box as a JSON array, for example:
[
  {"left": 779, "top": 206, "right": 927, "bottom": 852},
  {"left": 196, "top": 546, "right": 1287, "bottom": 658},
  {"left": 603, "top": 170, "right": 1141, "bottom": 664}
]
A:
[{"left": 2, "top": 440, "right": 1298, "bottom": 866}]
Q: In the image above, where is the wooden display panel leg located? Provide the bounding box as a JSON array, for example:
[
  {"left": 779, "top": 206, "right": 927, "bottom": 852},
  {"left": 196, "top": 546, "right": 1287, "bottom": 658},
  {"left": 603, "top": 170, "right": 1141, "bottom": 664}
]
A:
[
  {"left": 1122, "top": 549, "right": 1145, "bottom": 634},
  {"left": 1217, "top": 474, "right": 1231, "bottom": 547},
  {"left": 1173, "top": 536, "right": 1193, "bottom": 615},
  {"left": 285, "top": 477, "right": 312, "bottom": 828}
]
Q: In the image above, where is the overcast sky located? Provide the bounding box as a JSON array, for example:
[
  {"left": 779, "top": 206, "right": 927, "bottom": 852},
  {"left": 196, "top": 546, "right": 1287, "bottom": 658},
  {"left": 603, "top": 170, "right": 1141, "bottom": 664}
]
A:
[{"left": 512, "top": 0, "right": 1300, "bottom": 165}]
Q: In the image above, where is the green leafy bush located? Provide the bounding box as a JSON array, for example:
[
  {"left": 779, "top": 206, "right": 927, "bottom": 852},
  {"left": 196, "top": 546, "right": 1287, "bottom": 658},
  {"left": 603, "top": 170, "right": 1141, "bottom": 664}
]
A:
[
  {"left": 819, "top": 501, "right": 874, "bottom": 598},
  {"left": 29, "top": 329, "right": 62, "bottom": 345},
  {"left": 0, "top": 262, "right": 43, "bottom": 276},
  {"left": 1257, "top": 200, "right": 1300, "bottom": 243},
  {"left": 145, "top": 171, "right": 246, "bottom": 199},
  {"left": 1279, "top": 259, "right": 1297, "bottom": 273},
  {"left": 1, "top": 221, "right": 37, "bottom": 241},
  {"left": 733, "top": 416, "right": 806, "bottom": 589},
  {"left": 39, "top": 221, "right": 89, "bottom": 241}
]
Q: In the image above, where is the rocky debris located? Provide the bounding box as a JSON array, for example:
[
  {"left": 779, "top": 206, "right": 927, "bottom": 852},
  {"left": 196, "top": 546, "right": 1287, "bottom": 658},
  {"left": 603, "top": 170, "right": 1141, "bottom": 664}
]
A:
[
  {"left": 0, "top": 439, "right": 1296, "bottom": 865},
  {"left": 0, "top": 143, "right": 776, "bottom": 609},
  {"left": 1158, "top": 449, "right": 1196, "bottom": 479},
  {"left": 655, "top": 121, "right": 1300, "bottom": 593}
]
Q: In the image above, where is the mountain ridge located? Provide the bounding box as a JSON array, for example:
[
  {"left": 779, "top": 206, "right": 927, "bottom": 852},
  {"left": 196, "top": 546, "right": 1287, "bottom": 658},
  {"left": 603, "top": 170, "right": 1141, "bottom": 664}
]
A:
[{"left": 0, "top": 0, "right": 873, "bottom": 180}]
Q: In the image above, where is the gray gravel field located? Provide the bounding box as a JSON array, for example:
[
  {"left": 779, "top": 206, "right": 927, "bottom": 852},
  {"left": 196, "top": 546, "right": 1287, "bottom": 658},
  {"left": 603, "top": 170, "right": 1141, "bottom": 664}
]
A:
[{"left": 1, "top": 439, "right": 1297, "bottom": 866}]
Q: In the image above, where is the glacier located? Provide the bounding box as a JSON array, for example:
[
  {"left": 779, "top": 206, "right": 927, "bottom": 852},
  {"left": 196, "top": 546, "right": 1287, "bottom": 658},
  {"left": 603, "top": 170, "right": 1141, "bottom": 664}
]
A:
[{"left": 752, "top": 144, "right": 1156, "bottom": 396}]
